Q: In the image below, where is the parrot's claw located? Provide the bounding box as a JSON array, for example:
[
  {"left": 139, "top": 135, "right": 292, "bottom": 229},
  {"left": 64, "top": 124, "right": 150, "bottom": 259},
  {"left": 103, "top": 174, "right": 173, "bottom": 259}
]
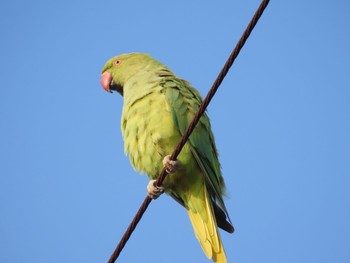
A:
[
  {"left": 163, "top": 155, "right": 179, "bottom": 174},
  {"left": 147, "top": 179, "right": 164, "bottom": 200}
]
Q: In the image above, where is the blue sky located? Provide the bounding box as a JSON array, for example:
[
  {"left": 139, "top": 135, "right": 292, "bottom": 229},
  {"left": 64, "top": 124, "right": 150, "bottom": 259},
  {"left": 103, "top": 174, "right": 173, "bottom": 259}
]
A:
[{"left": 1, "top": 0, "right": 350, "bottom": 262}]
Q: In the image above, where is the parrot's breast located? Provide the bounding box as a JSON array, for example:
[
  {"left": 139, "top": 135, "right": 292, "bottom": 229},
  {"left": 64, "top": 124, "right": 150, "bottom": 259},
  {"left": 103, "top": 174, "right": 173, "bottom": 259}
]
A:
[{"left": 121, "top": 88, "right": 181, "bottom": 179}]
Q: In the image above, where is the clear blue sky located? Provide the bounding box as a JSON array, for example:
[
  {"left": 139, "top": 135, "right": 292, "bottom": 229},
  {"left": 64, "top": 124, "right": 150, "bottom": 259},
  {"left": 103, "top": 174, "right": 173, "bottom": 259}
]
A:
[{"left": 1, "top": 1, "right": 350, "bottom": 262}]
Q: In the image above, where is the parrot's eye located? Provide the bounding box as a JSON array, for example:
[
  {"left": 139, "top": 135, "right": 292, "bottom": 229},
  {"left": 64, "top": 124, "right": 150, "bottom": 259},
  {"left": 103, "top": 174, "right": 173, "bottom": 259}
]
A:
[{"left": 113, "top": 59, "right": 122, "bottom": 67}]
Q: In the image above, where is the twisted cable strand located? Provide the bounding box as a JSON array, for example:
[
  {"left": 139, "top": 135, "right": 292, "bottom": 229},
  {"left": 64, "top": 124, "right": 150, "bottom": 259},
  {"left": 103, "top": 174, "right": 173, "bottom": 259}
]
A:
[{"left": 108, "top": 1, "right": 270, "bottom": 262}]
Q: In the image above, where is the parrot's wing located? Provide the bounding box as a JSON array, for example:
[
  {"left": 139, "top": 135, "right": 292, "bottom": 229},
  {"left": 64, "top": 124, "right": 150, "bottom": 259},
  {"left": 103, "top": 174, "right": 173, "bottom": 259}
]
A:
[{"left": 163, "top": 80, "right": 233, "bottom": 232}]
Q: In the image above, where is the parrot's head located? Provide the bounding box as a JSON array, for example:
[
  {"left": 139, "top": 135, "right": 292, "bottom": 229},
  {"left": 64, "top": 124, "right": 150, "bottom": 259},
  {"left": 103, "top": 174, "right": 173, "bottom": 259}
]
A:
[{"left": 100, "top": 53, "right": 153, "bottom": 96}]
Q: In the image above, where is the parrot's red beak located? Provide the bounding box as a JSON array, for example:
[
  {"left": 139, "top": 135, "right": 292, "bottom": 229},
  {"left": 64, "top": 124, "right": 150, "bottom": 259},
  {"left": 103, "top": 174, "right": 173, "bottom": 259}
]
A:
[
  {"left": 100, "top": 71, "right": 113, "bottom": 93},
  {"left": 100, "top": 71, "right": 123, "bottom": 95}
]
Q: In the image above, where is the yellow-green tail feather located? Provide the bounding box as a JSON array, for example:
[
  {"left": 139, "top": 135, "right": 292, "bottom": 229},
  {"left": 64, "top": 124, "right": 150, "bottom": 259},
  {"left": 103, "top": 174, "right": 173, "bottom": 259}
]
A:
[{"left": 186, "top": 184, "right": 227, "bottom": 263}]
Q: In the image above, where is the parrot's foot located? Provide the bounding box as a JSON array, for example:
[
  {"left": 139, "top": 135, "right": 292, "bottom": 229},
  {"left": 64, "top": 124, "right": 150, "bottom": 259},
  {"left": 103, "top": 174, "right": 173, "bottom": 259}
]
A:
[
  {"left": 147, "top": 180, "right": 164, "bottom": 200},
  {"left": 162, "top": 155, "right": 179, "bottom": 174}
]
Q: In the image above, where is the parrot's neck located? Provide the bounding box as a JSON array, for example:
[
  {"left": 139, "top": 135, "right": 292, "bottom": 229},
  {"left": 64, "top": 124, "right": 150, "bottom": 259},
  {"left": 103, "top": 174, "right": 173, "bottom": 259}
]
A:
[{"left": 123, "top": 65, "right": 174, "bottom": 107}]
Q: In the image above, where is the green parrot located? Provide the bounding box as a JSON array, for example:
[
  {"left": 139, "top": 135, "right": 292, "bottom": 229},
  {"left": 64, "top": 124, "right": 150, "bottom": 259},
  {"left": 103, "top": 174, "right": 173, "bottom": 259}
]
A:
[{"left": 100, "top": 53, "right": 233, "bottom": 263}]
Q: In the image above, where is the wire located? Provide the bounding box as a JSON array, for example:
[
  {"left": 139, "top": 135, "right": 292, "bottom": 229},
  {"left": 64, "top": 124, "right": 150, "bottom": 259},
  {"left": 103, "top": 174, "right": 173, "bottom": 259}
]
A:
[{"left": 107, "top": 0, "right": 270, "bottom": 262}]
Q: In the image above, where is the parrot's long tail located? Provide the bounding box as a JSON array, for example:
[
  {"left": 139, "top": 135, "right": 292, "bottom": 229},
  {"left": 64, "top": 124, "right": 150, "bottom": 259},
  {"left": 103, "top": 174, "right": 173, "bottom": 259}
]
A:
[{"left": 186, "top": 184, "right": 227, "bottom": 263}]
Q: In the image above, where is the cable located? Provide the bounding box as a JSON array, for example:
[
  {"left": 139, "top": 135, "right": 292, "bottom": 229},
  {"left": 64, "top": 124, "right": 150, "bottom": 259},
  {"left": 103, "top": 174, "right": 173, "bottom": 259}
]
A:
[{"left": 107, "top": 1, "right": 270, "bottom": 261}]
